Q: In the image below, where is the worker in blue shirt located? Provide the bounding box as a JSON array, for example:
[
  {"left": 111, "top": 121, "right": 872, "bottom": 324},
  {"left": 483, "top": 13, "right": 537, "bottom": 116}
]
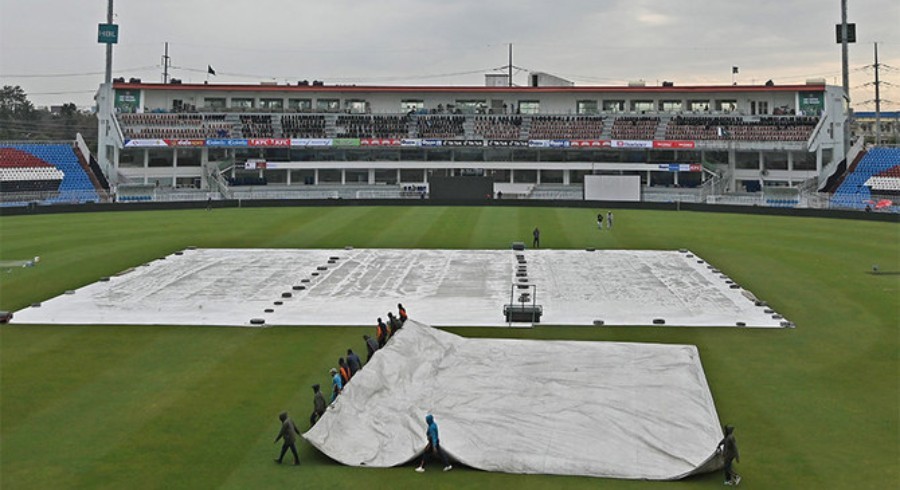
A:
[
  {"left": 415, "top": 414, "right": 452, "bottom": 473},
  {"left": 330, "top": 368, "right": 343, "bottom": 402}
]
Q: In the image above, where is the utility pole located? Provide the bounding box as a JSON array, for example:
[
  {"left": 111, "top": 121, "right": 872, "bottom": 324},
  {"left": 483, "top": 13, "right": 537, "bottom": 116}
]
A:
[
  {"left": 840, "top": 0, "right": 850, "bottom": 155},
  {"left": 162, "top": 42, "right": 170, "bottom": 83},
  {"left": 104, "top": 0, "right": 113, "bottom": 86},
  {"left": 874, "top": 42, "right": 882, "bottom": 145},
  {"left": 508, "top": 43, "right": 513, "bottom": 87}
]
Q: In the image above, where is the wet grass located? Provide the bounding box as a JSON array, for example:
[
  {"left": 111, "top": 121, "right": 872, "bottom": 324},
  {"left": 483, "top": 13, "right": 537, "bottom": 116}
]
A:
[{"left": 1, "top": 207, "right": 897, "bottom": 489}]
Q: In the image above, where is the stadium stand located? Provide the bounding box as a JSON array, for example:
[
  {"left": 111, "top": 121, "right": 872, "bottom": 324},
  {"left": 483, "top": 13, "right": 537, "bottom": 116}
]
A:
[
  {"left": 831, "top": 147, "right": 900, "bottom": 209},
  {"left": 864, "top": 166, "right": 900, "bottom": 195},
  {"left": 416, "top": 115, "right": 465, "bottom": 139},
  {"left": 666, "top": 116, "right": 817, "bottom": 141},
  {"left": 473, "top": 116, "right": 523, "bottom": 140},
  {"left": 239, "top": 115, "right": 274, "bottom": 137},
  {"left": 281, "top": 114, "right": 327, "bottom": 138},
  {"left": 119, "top": 113, "right": 233, "bottom": 139},
  {"left": 528, "top": 115, "right": 605, "bottom": 139},
  {"left": 0, "top": 144, "right": 100, "bottom": 205},
  {"left": 611, "top": 116, "right": 660, "bottom": 140},
  {"left": 335, "top": 115, "right": 410, "bottom": 138},
  {"left": 0, "top": 148, "right": 64, "bottom": 193}
]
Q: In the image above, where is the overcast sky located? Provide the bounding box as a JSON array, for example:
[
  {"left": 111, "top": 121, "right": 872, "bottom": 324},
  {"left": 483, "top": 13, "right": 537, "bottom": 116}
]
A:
[{"left": 1, "top": 0, "right": 898, "bottom": 109}]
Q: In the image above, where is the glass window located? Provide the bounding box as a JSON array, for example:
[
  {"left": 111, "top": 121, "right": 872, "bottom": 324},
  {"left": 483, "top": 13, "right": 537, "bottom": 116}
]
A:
[
  {"left": 660, "top": 100, "right": 682, "bottom": 112},
  {"left": 602, "top": 100, "right": 625, "bottom": 113},
  {"left": 344, "top": 99, "right": 368, "bottom": 114},
  {"left": 791, "top": 152, "right": 816, "bottom": 170},
  {"left": 518, "top": 101, "right": 540, "bottom": 114},
  {"left": 455, "top": 100, "right": 488, "bottom": 114},
  {"left": 763, "top": 152, "right": 788, "bottom": 170},
  {"left": 259, "top": 98, "right": 284, "bottom": 110},
  {"left": 631, "top": 100, "right": 654, "bottom": 112},
  {"left": 204, "top": 97, "right": 226, "bottom": 110},
  {"left": 758, "top": 101, "right": 769, "bottom": 115},
  {"left": 736, "top": 151, "right": 759, "bottom": 169},
  {"left": 716, "top": 100, "right": 737, "bottom": 112},
  {"left": 231, "top": 98, "right": 254, "bottom": 109},
  {"left": 577, "top": 100, "right": 598, "bottom": 114},
  {"left": 688, "top": 100, "right": 710, "bottom": 112},
  {"left": 316, "top": 99, "right": 340, "bottom": 112},
  {"left": 401, "top": 100, "right": 424, "bottom": 113},
  {"left": 288, "top": 99, "right": 312, "bottom": 112}
]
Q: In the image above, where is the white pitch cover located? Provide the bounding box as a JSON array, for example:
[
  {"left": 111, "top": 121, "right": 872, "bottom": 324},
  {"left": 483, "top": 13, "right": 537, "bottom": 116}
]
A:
[{"left": 303, "top": 320, "right": 725, "bottom": 480}]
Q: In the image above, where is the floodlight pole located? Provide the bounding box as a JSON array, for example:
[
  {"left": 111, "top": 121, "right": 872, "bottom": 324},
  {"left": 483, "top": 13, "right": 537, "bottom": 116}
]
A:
[
  {"left": 840, "top": 0, "right": 850, "bottom": 156},
  {"left": 105, "top": 0, "right": 114, "bottom": 86}
]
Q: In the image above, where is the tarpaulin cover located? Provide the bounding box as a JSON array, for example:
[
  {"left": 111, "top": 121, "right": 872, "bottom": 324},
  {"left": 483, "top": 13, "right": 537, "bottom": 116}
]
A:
[{"left": 303, "top": 320, "right": 724, "bottom": 480}]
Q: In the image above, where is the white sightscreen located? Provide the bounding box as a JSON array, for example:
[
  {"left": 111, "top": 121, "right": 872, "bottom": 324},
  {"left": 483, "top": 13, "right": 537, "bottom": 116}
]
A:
[{"left": 584, "top": 175, "right": 641, "bottom": 201}]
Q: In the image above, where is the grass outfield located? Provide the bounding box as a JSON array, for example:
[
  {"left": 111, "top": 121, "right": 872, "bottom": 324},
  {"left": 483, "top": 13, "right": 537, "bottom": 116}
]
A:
[{"left": 0, "top": 206, "right": 897, "bottom": 489}]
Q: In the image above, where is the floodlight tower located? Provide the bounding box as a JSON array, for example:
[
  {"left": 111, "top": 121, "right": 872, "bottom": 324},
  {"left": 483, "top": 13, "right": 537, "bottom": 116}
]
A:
[
  {"left": 840, "top": 0, "right": 850, "bottom": 157},
  {"left": 97, "top": 0, "right": 119, "bottom": 187}
]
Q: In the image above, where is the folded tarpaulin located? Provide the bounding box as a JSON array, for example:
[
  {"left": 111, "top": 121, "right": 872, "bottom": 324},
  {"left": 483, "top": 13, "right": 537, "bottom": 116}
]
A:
[{"left": 303, "top": 320, "right": 725, "bottom": 480}]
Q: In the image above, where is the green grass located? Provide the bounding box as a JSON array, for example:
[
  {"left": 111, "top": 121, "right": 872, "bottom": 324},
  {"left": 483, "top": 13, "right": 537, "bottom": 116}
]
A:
[{"left": 0, "top": 206, "right": 897, "bottom": 489}]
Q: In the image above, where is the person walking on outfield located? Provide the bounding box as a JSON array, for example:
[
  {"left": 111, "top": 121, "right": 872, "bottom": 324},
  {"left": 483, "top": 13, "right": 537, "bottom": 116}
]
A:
[
  {"left": 309, "top": 384, "right": 327, "bottom": 427},
  {"left": 607, "top": 211, "right": 614, "bottom": 229},
  {"left": 597, "top": 212, "right": 603, "bottom": 230},
  {"left": 415, "top": 414, "right": 452, "bottom": 473},
  {"left": 330, "top": 368, "right": 343, "bottom": 402},
  {"left": 363, "top": 334, "right": 380, "bottom": 362},
  {"left": 273, "top": 412, "right": 301, "bottom": 465},
  {"left": 346, "top": 348, "right": 362, "bottom": 376},
  {"left": 716, "top": 425, "right": 741, "bottom": 485},
  {"left": 532, "top": 227, "right": 540, "bottom": 248},
  {"left": 338, "top": 358, "right": 351, "bottom": 384}
]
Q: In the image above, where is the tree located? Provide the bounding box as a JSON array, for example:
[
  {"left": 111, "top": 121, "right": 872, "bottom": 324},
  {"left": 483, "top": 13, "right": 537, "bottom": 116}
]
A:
[
  {"left": 0, "top": 85, "right": 97, "bottom": 152},
  {"left": 0, "top": 85, "right": 35, "bottom": 117}
]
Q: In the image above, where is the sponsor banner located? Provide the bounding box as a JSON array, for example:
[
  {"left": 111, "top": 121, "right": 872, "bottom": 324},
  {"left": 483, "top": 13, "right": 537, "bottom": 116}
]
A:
[
  {"left": 529, "top": 140, "right": 551, "bottom": 148},
  {"left": 549, "top": 139, "right": 571, "bottom": 148},
  {"left": 290, "top": 138, "right": 333, "bottom": 147},
  {"left": 488, "top": 140, "right": 530, "bottom": 147},
  {"left": 570, "top": 140, "right": 612, "bottom": 148},
  {"left": 206, "top": 138, "right": 249, "bottom": 147},
  {"left": 421, "top": 139, "right": 443, "bottom": 147},
  {"left": 657, "top": 163, "right": 703, "bottom": 172},
  {"left": 248, "top": 138, "right": 290, "bottom": 147},
  {"left": 244, "top": 159, "right": 267, "bottom": 170},
  {"left": 611, "top": 139, "right": 653, "bottom": 149},
  {"left": 164, "top": 139, "right": 205, "bottom": 147},
  {"left": 124, "top": 139, "right": 168, "bottom": 148},
  {"left": 360, "top": 138, "right": 402, "bottom": 146},
  {"left": 443, "top": 139, "right": 485, "bottom": 148},
  {"left": 652, "top": 140, "right": 696, "bottom": 149},
  {"left": 401, "top": 139, "right": 421, "bottom": 147},
  {"left": 332, "top": 138, "right": 361, "bottom": 147}
]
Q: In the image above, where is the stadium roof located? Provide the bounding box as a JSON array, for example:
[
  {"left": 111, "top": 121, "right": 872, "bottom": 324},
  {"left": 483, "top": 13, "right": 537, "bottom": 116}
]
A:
[{"left": 112, "top": 82, "right": 826, "bottom": 94}]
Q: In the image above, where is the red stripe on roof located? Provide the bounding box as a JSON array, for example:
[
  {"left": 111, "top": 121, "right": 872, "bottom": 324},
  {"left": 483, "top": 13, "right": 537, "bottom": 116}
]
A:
[{"left": 113, "top": 83, "right": 826, "bottom": 94}]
